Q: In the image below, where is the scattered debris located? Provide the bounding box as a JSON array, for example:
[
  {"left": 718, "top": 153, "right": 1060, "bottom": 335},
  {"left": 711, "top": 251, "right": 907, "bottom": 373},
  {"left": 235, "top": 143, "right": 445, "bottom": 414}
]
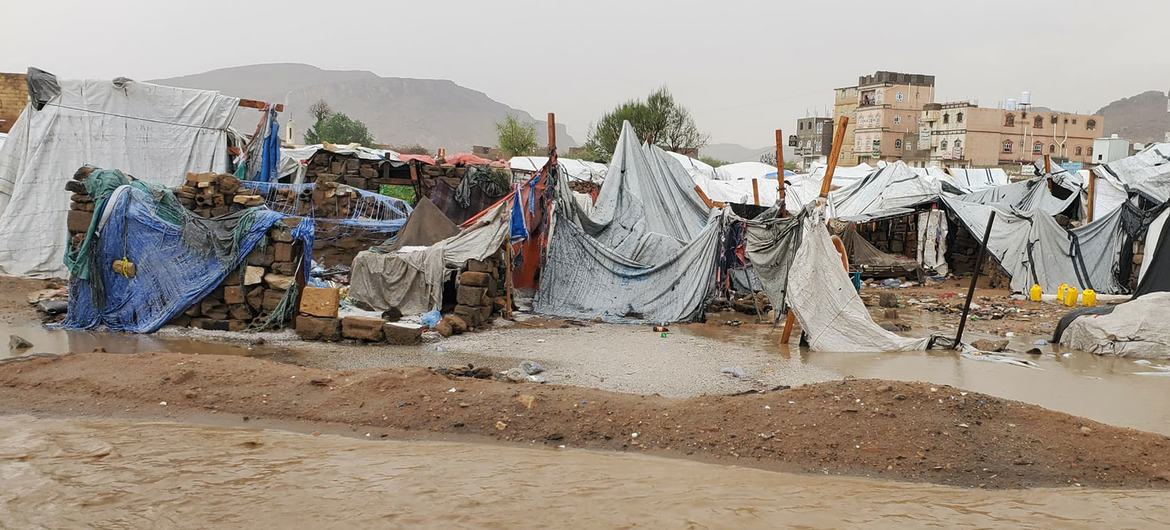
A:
[
  {"left": 8, "top": 335, "right": 33, "bottom": 352},
  {"left": 720, "top": 366, "right": 747, "bottom": 379}
]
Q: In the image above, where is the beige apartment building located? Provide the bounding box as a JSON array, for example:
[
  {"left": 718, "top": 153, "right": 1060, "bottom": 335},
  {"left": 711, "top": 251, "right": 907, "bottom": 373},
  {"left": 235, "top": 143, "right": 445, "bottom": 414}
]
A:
[
  {"left": 921, "top": 102, "right": 1103, "bottom": 167},
  {"left": 833, "top": 71, "right": 935, "bottom": 166}
]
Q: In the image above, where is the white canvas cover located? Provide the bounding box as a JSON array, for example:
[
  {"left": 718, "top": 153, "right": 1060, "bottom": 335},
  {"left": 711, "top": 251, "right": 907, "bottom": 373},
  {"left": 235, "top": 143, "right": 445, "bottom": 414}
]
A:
[
  {"left": 534, "top": 122, "right": 719, "bottom": 323},
  {"left": 917, "top": 209, "right": 949, "bottom": 275},
  {"left": 349, "top": 201, "right": 510, "bottom": 313},
  {"left": 828, "top": 161, "right": 941, "bottom": 221},
  {"left": 946, "top": 167, "right": 1010, "bottom": 192},
  {"left": 1087, "top": 170, "right": 1129, "bottom": 219},
  {"left": 1092, "top": 143, "right": 1170, "bottom": 203},
  {"left": 509, "top": 156, "right": 607, "bottom": 183},
  {"left": 714, "top": 161, "right": 776, "bottom": 181},
  {"left": 785, "top": 207, "right": 930, "bottom": 352},
  {"left": 0, "top": 76, "right": 239, "bottom": 278},
  {"left": 1060, "top": 292, "right": 1170, "bottom": 358}
]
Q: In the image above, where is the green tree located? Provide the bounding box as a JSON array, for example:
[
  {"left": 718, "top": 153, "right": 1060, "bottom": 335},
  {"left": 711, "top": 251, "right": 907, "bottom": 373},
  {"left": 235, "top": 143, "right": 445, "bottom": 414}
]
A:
[
  {"left": 584, "top": 87, "right": 707, "bottom": 159},
  {"left": 495, "top": 114, "right": 538, "bottom": 157},
  {"left": 304, "top": 111, "right": 374, "bottom": 146},
  {"left": 699, "top": 156, "right": 727, "bottom": 167}
]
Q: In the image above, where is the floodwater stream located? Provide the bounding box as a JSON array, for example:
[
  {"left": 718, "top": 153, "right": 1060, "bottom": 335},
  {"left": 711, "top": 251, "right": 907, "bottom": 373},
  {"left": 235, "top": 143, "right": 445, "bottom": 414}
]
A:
[
  {"left": 3, "top": 415, "right": 1169, "bottom": 529},
  {"left": 686, "top": 321, "right": 1170, "bottom": 436}
]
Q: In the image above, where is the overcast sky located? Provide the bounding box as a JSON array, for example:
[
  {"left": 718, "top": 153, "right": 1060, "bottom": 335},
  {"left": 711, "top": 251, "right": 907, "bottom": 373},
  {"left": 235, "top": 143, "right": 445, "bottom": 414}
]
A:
[{"left": 5, "top": 0, "right": 1167, "bottom": 147}]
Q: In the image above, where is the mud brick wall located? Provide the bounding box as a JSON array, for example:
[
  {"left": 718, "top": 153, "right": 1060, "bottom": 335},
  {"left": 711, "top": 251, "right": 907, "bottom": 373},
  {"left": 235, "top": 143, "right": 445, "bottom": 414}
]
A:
[
  {"left": 302, "top": 152, "right": 412, "bottom": 192},
  {"left": 857, "top": 214, "right": 918, "bottom": 258},
  {"left": 0, "top": 72, "right": 27, "bottom": 133},
  {"left": 453, "top": 256, "right": 505, "bottom": 329}
]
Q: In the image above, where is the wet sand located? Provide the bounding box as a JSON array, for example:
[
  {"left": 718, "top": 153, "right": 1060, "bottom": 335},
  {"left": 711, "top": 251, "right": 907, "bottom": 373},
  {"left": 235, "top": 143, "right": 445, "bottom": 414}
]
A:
[
  {"left": 5, "top": 414, "right": 1170, "bottom": 529},
  {"left": 3, "top": 351, "right": 1169, "bottom": 489}
]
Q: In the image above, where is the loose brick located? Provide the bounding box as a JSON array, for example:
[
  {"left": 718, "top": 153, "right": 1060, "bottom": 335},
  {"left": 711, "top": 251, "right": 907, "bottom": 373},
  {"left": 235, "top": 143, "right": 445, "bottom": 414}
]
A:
[
  {"left": 262, "top": 289, "right": 286, "bottom": 311},
  {"left": 223, "top": 285, "right": 245, "bottom": 305},
  {"left": 383, "top": 322, "right": 423, "bottom": 345},
  {"left": 296, "top": 315, "right": 340, "bottom": 341},
  {"left": 67, "top": 209, "right": 94, "bottom": 233},
  {"left": 274, "top": 242, "right": 293, "bottom": 262},
  {"left": 300, "top": 287, "right": 340, "bottom": 318},
  {"left": 342, "top": 316, "right": 384, "bottom": 341},
  {"left": 456, "top": 285, "right": 488, "bottom": 306},
  {"left": 459, "top": 271, "right": 491, "bottom": 287}
]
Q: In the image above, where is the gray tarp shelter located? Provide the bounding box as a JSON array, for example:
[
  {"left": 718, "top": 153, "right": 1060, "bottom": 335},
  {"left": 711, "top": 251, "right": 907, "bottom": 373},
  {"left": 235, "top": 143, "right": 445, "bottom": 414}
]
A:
[
  {"left": 941, "top": 195, "right": 1127, "bottom": 294},
  {"left": 534, "top": 122, "right": 720, "bottom": 323}
]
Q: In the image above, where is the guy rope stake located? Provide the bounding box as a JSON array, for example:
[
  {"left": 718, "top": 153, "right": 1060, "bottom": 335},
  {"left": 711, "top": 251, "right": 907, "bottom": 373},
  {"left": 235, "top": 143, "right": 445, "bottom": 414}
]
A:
[{"left": 954, "top": 210, "right": 997, "bottom": 348}]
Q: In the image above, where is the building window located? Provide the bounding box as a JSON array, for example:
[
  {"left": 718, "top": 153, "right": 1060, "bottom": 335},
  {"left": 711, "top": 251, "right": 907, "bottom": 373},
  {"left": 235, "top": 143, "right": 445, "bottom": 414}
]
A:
[
  {"left": 1072, "top": 118, "right": 1077, "bottom": 125},
  {"left": 1033, "top": 116, "right": 1044, "bottom": 129},
  {"left": 1086, "top": 119, "right": 1097, "bottom": 131},
  {"left": 940, "top": 140, "right": 948, "bottom": 150},
  {"left": 1049, "top": 144, "right": 1056, "bottom": 154},
  {"left": 896, "top": 91, "right": 905, "bottom": 102},
  {"left": 1005, "top": 114, "right": 1015, "bottom": 127},
  {"left": 1088, "top": 147, "right": 1093, "bottom": 156},
  {"left": 895, "top": 139, "right": 903, "bottom": 149},
  {"left": 954, "top": 139, "right": 963, "bottom": 150},
  {"left": 1002, "top": 140, "right": 1013, "bottom": 153},
  {"left": 956, "top": 112, "right": 964, "bottom": 123},
  {"left": 1051, "top": 115, "right": 1059, "bottom": 124},
  {"left": 894, "top": 115, "right": 901, "bottom": 125},
  {"left": 1075, "top": 146, "right": 1083, "bottom": 156},
  {"left": 943, "top": 113, "right": 950, "bottom": 124},
  {"left": 1033, "top": 141, "right": 1043, "bottom": 154}
]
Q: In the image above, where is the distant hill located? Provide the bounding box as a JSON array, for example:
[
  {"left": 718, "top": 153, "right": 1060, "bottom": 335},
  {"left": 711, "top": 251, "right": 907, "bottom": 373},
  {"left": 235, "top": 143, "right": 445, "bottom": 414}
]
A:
[
  {"left": 701, "top": 143, "right": 795, "bottom": 164},
  {"left": 151, "top": 63, "right": 575, "bottom": 153},
  {"left": 1097, "top": 90, "right": 1170, "bottom": 144}
]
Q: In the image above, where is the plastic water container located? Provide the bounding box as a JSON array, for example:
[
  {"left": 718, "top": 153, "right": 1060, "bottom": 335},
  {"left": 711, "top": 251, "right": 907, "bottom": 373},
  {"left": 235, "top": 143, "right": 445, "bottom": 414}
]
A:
[
  {"left": 1029, "top": 284, "right": 1043, "bottom": 302},
  {"left": 1064, "top": 286, "right": 1079, "bottom": 307},
  {"left": 1082, "top": 288, "right": 1097, "bottom": 307},
  {"left": 1057, "top": 283, "right": 1069, "bottom": 301}
]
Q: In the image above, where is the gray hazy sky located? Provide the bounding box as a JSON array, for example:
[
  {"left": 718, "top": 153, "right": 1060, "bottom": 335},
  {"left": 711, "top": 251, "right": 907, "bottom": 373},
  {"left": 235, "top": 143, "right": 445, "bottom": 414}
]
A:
[{"left": 5, "top": 0, "right": 1167, "bottom": 147}]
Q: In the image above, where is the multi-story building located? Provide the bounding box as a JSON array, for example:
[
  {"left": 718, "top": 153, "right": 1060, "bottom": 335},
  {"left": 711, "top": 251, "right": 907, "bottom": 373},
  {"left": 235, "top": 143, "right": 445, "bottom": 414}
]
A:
[
  {"left": 0, "top": 72, "right": 29, "bottom": 133},
  {"left": 794, "top": 117, "right": 832, "bottom": 169},
  {"left": 834, "top": 71, "right": 935, "bottom": 166},
  {"left": 921, "top": 101, "right": 1102, "bottom": 167}
]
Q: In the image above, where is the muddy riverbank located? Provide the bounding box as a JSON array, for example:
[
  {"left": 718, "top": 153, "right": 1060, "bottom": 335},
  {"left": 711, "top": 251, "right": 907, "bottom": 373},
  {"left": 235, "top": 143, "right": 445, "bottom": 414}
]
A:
[{"left": 3, "top": 351, "right": 1169, "bottom": 489}]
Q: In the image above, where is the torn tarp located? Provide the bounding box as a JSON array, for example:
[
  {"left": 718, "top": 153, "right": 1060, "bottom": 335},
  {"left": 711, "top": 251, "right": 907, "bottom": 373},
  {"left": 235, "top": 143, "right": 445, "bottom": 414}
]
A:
[
  {"left": 742, "top": 207, "right": 802, "bottom": 314},
  {"left": 534, "top": 121, "right": 719, "bottom": 323}
]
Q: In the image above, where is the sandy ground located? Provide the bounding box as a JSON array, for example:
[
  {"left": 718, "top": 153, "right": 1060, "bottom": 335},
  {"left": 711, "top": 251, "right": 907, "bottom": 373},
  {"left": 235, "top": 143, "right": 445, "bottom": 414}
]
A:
[{"left": 2, "top": 351, "right": 1169, "bottom": 490}]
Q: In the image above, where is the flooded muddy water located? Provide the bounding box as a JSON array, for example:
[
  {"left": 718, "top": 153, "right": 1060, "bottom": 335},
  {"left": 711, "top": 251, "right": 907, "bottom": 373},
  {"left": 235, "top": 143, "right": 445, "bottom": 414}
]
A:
[
  {"left": 0, "top": 321, "right": 287, "bottom": 360},
  {"left": 684, "top": 322, "right": 1170, "bottom": 436},
  {"left": 3, "top": 415, "right": 1169, "bottom": 529}
]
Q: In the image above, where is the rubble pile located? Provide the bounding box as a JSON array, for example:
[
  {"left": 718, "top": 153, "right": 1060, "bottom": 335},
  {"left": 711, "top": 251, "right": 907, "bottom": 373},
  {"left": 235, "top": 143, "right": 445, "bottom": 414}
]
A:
[{"left": 302, "top": 151, "right": 410, "bottom": 192}]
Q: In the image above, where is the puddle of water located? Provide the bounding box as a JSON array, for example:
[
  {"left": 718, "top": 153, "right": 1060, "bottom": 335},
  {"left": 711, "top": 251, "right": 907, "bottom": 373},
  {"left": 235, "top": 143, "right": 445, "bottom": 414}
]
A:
[
  {"left": 684, "top": 320, "right": 1170, "bottom": 436},
  {"left": 2, "top": 415, "right": 1168, "bottom": 529},
  {"left": 0, "top": 321, "right": 284, "bottom": 359}
]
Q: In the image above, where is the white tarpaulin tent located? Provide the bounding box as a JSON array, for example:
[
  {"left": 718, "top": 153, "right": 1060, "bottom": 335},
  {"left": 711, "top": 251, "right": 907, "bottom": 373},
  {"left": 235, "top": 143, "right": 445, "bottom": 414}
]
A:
[
  {"left": 0, "top": 70, "right": 239, "bottom": 278},
  {"left": 1060, "top": 292, "right": 1170, "bottom": 358},
  {"left": 946, "top": 167, "right": 1010, "bottom": 192},
  {"left": 941, "top": 195, "right": 1128, "bottom": 293},
  {"left": 1092, "top": 143, "right": 1170, "bottom": 203},
  {"left": 783, "top": 206, "right": 930, "bottom": 352},
  {"left": 509, "top": 156, "right": 607, "bottom": 183},
  {"left": 535, "top": 122, "right": 720, "bottom": 323},
  {"left": 827, "top": 161, "right": 942, "bottom": 221},
  {"left": 714, "top": 161, "right": 776, "bottom": 181}
]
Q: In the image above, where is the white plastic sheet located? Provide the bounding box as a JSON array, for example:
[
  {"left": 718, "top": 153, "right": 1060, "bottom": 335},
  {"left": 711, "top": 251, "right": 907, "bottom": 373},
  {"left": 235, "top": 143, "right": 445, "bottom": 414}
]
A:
[
  {"left": 0, "top": 77, "right": 239, "bottom": 278},
  {"left": 917, "top": 209, "right": 949, "bottom": 275},
  {"left": 785, "top": 207, "right": 930, "bottom": 352},
  {"left": 1092, "top": 143, "right": 1170, "bottom": 203},
  {"left": 1060, "top": 292, "right": 1170, "bottom": 358},
  {"left": 509, "top": 156, "right": 607, "bottom": 183}
]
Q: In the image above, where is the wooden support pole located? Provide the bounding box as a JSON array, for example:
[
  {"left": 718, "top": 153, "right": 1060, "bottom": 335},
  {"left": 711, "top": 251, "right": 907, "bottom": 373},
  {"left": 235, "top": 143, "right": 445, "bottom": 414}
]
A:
[
  {"left": 1044, "top": 154, "right": 1051, "bottom": 174},
  {"left": 238, "top": 98, "right": 284, "bottom": 112},
  {"left": 820, "top": 117, "right": 850, "bottom": 198},
  {"left": 752, "top": 179, "right": 760, "bottom": 206},
  {"left": 547, "top": 112, "right": 557, "bottom": 156},
  {"left": 775, "top": 129, "right": 786, "bottom": 212},
  {"left": 954, "top": 211, "right": 997, "bottom": 348}
]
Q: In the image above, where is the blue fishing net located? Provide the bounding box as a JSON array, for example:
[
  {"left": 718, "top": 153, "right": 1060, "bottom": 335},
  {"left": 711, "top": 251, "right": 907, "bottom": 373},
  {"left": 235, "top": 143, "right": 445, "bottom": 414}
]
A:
[{"left": 61, "top": 176, "right": 311, "bottom": 333}]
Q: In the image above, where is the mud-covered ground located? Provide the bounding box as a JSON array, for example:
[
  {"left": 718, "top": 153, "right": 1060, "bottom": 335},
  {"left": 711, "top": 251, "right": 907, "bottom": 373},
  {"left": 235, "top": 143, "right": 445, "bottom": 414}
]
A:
[{"left": 2, "top": 351, "right": 1169, "bottom": 489}]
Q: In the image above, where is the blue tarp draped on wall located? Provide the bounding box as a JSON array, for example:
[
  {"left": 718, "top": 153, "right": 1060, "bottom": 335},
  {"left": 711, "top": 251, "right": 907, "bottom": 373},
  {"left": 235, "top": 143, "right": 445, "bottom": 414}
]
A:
[{"left": 61, "top": 184, "right": 311, "bottom": 333}]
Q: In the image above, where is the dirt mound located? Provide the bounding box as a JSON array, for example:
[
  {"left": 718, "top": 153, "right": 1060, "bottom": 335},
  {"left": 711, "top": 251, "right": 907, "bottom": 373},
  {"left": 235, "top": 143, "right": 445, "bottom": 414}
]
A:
[{"left": 2, "top": 351, "right": 1168, "bottom": 489}]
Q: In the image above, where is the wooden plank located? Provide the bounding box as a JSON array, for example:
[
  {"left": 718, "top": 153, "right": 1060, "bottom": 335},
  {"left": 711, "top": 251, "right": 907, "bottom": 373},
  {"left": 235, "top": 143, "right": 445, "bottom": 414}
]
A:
[
  {"left": 238, "top": 98, "right": 284, "bottom": 112},
  {"left": 752, "top": 178, "right": 760, "bottom": 206},
  {"left": 1086, "top": 170, "right": 1096, "bottom": 222},
  {"left": 775, "top": 128, "right": 785, "bottom": 212}
]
